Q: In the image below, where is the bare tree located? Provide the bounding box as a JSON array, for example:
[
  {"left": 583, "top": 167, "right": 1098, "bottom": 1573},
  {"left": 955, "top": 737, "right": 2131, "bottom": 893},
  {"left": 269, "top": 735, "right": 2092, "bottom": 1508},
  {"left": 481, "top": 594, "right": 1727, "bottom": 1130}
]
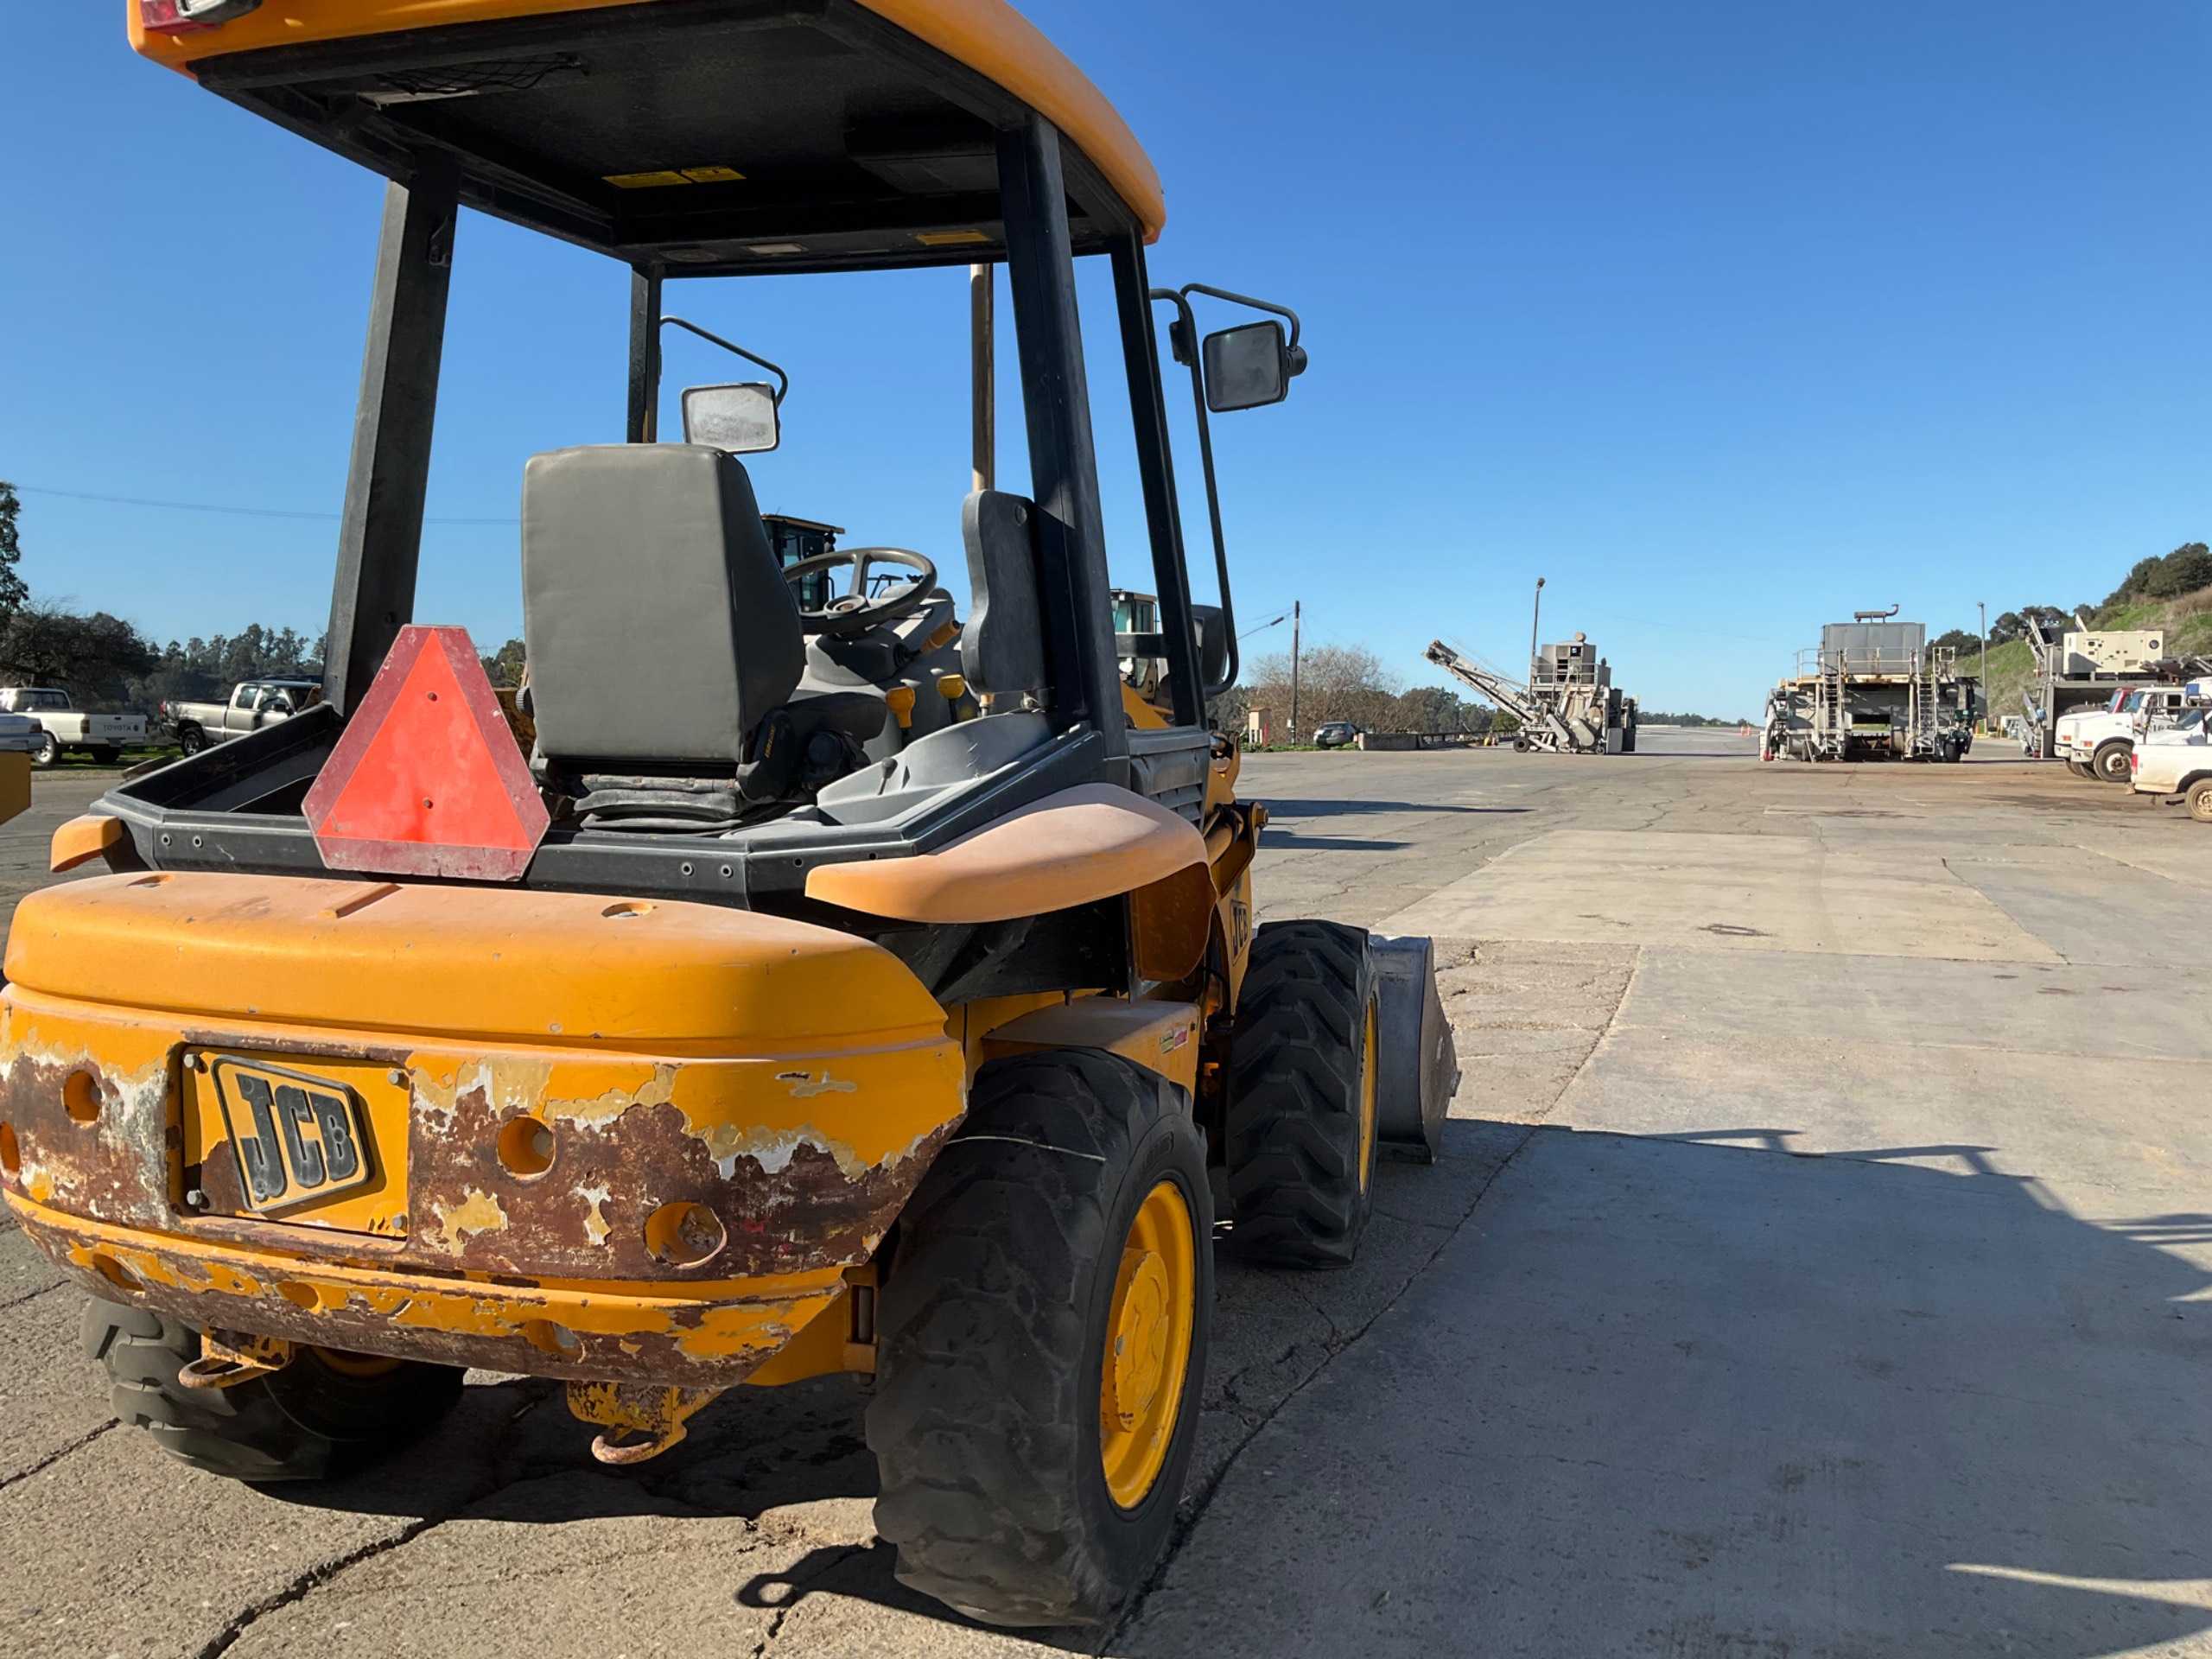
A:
[{"left": 1244, "top": 644, "right": 1401, "bottom": 738}]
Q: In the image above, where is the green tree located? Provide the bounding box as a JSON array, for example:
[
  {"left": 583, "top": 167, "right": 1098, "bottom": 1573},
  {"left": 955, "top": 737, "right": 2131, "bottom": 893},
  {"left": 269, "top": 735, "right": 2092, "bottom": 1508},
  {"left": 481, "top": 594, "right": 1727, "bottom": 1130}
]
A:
[
  {"left": 2142, "top": 543, "right": 2212, "bottom": 599},
  {"left": 0, "top": 603, "right": 159, "bottom": 709},
  {"left": 0, "top": 483, "right": 29, "bottom": 620},
  {"left": 480, "top": 637, "right": 528, "bottom": 686}
]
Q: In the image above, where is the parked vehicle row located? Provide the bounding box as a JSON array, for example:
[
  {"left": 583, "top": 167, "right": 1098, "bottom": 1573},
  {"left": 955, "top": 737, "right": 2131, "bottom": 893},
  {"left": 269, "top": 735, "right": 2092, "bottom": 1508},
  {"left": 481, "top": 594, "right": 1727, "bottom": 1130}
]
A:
[
  {"left": 2053, "top": 685, "right": 2192, "bottom": 783},
  {"left": 0, "top": 677, "right": 324, "bottom": 769}
]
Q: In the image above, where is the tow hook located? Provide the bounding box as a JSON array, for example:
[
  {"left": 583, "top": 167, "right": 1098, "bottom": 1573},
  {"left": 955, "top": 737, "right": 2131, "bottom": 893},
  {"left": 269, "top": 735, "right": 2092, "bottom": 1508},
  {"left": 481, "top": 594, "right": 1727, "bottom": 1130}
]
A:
[
  {"left": 568, "top": 1380, "right": 722, "bottom": 1465},
  {"left": 179, "top": 1330, "right": 296, "bottom": 1390}
]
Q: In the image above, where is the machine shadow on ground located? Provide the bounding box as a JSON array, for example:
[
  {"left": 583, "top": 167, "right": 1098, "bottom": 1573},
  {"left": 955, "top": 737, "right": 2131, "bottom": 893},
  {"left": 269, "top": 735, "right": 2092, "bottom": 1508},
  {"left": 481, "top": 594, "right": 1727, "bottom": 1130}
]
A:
[
  {"left": 1252, "top": 833, "right": 1414, "bottom": 853},
  {"left": 231, "top": 1118, "right": 2211, "bottom": 1659},
  {"left": 1254, "top": 799, "right": 1533, "bottom": 819}
]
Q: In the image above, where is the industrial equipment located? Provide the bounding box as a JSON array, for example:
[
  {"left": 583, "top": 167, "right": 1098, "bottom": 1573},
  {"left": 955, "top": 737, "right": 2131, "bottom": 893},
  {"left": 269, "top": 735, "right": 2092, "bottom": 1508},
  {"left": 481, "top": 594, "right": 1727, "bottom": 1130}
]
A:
[
  {"left": 8, "top": 0, "right": 1458, "bottom": 1630},
  {"left": 1425, "top": 637, "right": 1638, "bottom": 753},
  {"left": 2018, "top": 612, "right": 2212, "bottom": 760},
  {"left": 1765, "top": 614, "right": 1976, "bottom": 762}
]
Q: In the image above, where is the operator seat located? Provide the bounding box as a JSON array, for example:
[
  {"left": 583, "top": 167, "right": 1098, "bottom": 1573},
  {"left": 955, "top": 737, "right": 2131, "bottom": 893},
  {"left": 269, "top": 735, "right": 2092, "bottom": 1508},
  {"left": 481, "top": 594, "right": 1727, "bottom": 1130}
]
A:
[{"left": 521, "top": 445, "right": 885, "bottom": 817}]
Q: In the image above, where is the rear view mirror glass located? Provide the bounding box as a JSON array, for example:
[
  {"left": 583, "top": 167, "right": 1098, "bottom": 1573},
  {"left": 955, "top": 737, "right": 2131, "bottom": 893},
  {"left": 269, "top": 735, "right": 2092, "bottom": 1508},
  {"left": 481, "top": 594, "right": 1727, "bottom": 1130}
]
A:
[
  {"left": 682, "top": 382, "right": 781, "bottom": 454},
  {"left": 1202, "top": 320, "right": 1293, "bottom": 412}
]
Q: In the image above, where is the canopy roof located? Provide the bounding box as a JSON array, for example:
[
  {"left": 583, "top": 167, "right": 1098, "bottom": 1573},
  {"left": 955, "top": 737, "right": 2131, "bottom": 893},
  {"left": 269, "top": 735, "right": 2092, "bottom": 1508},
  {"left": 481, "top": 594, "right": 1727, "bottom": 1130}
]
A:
[{"left": 132, "top": 0, "right": 1165, "bottom": 271}]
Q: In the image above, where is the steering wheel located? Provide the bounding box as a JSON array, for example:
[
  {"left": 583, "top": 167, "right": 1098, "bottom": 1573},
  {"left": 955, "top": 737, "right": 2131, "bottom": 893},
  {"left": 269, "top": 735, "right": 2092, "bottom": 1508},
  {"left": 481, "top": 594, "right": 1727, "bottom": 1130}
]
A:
[{"left": 780, "top": 547, "right": 938, "bottom": 639}]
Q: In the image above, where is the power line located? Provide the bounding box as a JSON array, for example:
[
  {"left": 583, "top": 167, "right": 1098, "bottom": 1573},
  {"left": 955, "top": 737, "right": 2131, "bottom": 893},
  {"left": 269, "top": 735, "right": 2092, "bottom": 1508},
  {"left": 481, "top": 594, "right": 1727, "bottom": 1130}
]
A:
[{"left": 10, "top": 483, "right": 516, "bottom": 527}]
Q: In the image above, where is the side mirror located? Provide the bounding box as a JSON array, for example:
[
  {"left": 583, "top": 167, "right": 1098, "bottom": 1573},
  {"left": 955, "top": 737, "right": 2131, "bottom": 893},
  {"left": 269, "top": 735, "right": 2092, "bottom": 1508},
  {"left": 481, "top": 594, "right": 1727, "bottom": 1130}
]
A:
[
  {"left": 268, "top": 698, "right": 294, "bottom": 716},
  {"left": 1202, "top": 319, "right": 1305, "bottom": 413},
  {"left": 682, "top": 382, "right": 781, "bottom": 454},
  {"left": 1190, "top": 605, "right": 1230, "bottom": 690}
]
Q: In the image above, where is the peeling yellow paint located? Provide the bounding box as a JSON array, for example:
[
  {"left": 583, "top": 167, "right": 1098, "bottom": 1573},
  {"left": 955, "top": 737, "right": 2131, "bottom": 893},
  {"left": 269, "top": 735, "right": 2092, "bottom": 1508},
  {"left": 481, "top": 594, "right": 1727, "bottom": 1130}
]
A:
[
  {"left": 426, "top": 1188, "right": 510, "bottom": 1250},
  {"left": 575, "top": 1183, "right": 613, "bottom": 1247},
  {"left": 780, "top": 1071, "right": 861, "bottom": 1099}
]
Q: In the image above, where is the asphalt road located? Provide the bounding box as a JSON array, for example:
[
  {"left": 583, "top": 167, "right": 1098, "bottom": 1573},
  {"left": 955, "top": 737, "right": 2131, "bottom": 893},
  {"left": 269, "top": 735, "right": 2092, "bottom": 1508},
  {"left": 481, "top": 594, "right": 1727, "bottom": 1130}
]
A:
[{"left": 2, "top": 735, "right": 2206, "bottom": 1657}]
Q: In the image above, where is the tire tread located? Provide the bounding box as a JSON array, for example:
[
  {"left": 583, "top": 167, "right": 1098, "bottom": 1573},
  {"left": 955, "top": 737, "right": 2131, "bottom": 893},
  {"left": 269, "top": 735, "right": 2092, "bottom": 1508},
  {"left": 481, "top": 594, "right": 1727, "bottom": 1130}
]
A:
[{"left": 1224, "top": 920, "right": 1376, "bottom": 1268}]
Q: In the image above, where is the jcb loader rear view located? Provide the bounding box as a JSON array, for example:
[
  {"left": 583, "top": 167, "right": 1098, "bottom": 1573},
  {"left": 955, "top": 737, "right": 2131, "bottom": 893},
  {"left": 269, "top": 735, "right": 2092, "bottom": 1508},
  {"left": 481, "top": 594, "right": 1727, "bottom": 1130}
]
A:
[{"left": 9, "top": 0, "right": 1456, "bottom": 1626}]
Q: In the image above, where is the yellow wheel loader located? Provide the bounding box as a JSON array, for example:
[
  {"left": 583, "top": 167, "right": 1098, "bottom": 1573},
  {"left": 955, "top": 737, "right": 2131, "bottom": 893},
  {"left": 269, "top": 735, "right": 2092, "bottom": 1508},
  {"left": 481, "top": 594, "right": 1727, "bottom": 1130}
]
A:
[{"left": 10, "top": 0, "right": 1455, "bottom": 1626}]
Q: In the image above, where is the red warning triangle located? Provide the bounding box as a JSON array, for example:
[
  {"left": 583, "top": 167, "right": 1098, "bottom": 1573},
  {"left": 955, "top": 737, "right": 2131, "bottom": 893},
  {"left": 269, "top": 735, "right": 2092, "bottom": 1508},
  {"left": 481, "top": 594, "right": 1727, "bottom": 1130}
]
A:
[{"left": 304, "top": 626, "right": 550, "bottom": 880}]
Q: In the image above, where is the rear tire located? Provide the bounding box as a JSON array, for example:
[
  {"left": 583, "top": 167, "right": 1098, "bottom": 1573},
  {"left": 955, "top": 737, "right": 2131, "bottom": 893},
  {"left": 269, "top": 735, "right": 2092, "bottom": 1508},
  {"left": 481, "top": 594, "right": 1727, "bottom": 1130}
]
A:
[
  {"left": 1224, "top": 920, "right": 1380, "bottom": 1268},
  {"left": 91, "top": 747, "right": 122, "bottom": 766},
  {"left": 84, "top": 1300, "right": 463, "bottom": 1481},
  {"left": 2187, "top": 779, "right": 2212, "bottom": 824},
  {"left": 868, "top": 1049, "right": 1211, "bottom": 1628},
  {"left": 2093, "top": 741, "right": 2133, "bottom": 784},
  {"left": 2066, "top": 759, "right": 2093, "bottom": 779},
  {"left": 176, "top": 727, "right": 207, "bottom": 756}
]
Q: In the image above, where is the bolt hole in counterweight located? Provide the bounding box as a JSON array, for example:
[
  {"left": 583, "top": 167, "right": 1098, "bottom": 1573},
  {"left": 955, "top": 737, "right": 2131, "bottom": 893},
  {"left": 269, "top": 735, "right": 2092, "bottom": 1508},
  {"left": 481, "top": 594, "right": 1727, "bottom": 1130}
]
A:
[
  {"left": 63, "top": 1070, "right": 101, "bottom": 1125},
  {"left": 645, "top": 1201, "right": 727, "bottom": 1268},
  {"left": 523, "top": 1319, "right": 582, "bottom": 1357},
  {"left": 497, "top": 1115, "right": 557, "bottom": 1179}
]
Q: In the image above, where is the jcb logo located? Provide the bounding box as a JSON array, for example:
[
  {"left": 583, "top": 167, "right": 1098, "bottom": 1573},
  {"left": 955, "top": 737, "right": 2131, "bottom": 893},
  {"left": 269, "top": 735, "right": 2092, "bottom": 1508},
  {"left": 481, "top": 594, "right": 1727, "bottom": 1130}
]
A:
[{"left": 209, "top": 1059, "right": 372, "bottom": 1212}]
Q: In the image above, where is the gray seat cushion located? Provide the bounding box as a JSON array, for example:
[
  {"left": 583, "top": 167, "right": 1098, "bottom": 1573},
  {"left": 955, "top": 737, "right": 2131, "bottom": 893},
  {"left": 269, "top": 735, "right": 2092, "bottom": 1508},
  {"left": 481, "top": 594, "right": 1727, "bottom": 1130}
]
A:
[{"left": 523, "top": 445, "right": 802, "bottom": 768}]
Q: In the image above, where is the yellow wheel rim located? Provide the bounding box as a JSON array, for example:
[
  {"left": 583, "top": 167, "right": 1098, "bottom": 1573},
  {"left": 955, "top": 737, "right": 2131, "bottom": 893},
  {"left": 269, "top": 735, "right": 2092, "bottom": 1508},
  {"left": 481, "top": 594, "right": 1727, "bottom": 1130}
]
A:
[
  {"left": 1099, "top": 1179, "right": 1197, "bottom": 1510},
  {"left": 1357, "top": 999, "right": 1379, "bottom": 1192}
]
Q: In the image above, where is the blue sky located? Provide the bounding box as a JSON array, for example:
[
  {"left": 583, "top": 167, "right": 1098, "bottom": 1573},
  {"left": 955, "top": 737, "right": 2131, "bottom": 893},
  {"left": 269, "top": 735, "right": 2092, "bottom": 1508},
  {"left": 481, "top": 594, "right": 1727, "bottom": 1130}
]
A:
[{"left": 3, "top": 1, "right": 2205, "bottom": 719}]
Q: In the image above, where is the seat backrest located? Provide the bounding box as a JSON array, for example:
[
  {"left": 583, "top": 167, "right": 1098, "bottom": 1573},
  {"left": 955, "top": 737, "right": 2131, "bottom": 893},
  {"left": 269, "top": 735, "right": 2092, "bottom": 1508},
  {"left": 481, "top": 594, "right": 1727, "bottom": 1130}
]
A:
[
  {"left": 523, "top": 445, "right": 803, "bottom": 769},
  {"left": 960, "top": 489, "right": 1046, "bottom": 699}
]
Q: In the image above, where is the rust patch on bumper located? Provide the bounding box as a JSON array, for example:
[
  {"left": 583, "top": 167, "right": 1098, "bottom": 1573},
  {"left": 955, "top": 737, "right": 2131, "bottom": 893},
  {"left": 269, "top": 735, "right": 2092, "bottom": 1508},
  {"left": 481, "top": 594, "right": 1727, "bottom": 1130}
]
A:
[
  {"left": 412, "top": 1079, "right": 957, "bottom": 1281},
  {"left": 9, "top": 1192, "right": 845, "bottom": 1387},
  {"left": 0, "top": 1044, "right": 175, "bottom": 1232}
]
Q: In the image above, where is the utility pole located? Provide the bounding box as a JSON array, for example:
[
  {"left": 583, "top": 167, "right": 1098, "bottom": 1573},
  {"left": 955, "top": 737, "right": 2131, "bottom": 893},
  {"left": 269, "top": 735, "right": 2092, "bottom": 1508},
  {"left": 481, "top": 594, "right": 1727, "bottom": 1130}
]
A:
[
  {"left": 1289, "top": 600, "right": 1302, "bottom": 739},
  {"left": 1529, "top": 575, "right": 1546, "bottom": 683},
  {"left": 1978, "top": 601, "right": 1987, "bottom": 733}
]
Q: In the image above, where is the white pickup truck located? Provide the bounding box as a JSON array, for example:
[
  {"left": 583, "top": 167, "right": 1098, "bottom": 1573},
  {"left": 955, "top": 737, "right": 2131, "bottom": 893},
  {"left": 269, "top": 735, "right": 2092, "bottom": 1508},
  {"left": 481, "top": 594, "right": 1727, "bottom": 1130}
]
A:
[
  {"left": 160, "top": 678, "right": 322, "bottom": 754},
  {"left": 2055, "top": 684, "right": 2191, "bottom": 783},
  {"left": 0, "top": 687, "right": 149, "bottom": 767},
  {"left": 2129, "top": 694, "right": 2212, "bottom": 820}
]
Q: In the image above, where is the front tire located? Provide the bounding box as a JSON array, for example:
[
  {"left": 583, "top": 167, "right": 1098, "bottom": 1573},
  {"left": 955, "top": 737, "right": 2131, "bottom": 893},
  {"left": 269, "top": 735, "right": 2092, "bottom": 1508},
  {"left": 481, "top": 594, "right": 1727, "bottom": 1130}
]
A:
[
  {"left": 1224, "top": 920, "right": 1380, "bottom": 1268},
  {"left": 2066, "top": 759, "right": 2093, "bottom": 779},
  {"left": 29, "top": 733, "right": 58, "bottom": 769},
  {"left": 2186, "top": 779, "right": 2212, "bottom": 824},
  {"left": 2093, "top": 741, "right": 2133, "bottom": 784},
  {"left": 868, "top": 1049, "right": 1212, "bottom": 1628},
  {"left": 85, "top": 1300, "right": 463, "bottom": 1481}
]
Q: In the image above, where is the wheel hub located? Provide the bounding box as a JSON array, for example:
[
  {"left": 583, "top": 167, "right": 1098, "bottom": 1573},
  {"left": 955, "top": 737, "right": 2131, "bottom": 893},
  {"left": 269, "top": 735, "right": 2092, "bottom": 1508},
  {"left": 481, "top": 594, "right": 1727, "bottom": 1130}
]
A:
[
  {"left": 1106, "top": 1249, "right": 1173, "bottom": 1428},
  {"left": 1097, "top": 1179, "right": 1195, "bottom": 1509}
]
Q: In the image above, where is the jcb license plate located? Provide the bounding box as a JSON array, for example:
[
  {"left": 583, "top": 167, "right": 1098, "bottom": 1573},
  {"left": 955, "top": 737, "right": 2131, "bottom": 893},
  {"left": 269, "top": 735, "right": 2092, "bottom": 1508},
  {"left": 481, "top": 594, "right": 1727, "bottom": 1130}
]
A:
[{"left": 209, "top": 1058, "right": 374, "bottom": 1214}]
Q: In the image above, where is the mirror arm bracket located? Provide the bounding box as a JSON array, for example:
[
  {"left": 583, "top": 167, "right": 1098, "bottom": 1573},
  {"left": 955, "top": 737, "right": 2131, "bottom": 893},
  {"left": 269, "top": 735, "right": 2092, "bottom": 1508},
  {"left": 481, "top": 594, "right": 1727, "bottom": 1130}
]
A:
[
  {"left": 1149, "top": 287, "right": 1239, "bottom": 702},
  {"left": 1174, "top": 283, "right": 1302, "bottom": 357},
  {"left": 658, "top": 316, "right": 791, "bottom": 406}
]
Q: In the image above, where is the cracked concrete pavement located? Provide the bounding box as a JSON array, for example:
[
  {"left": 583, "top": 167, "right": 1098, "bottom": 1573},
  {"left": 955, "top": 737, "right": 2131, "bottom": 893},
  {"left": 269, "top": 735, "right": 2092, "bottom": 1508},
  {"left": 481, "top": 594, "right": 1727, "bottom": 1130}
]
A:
[{"left": 3, "top": 734, "right": 2208, "bottom": 1656}]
